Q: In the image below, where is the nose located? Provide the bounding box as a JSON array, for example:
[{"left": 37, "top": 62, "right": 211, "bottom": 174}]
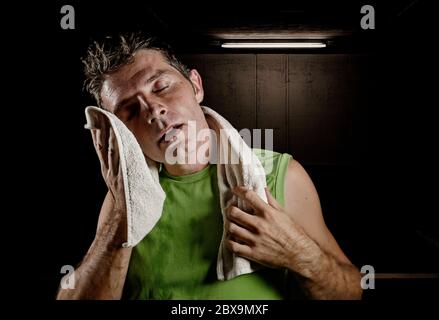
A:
[
  {"left": 146, "top": 104, "right": 167, "bottom": 125},
  {"left": 138, "top": 96, "right": 167, "bottom": 125}
]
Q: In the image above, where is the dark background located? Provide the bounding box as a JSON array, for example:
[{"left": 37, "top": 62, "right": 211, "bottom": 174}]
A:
[{"left": 32, "top": 0, "right": 438, "bottom": 300}]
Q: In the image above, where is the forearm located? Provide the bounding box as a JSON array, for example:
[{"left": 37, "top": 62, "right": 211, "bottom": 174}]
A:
[
  {"left": 56, "top": 213, "right": 132, "bottom": 300},
  {"left": 286, "top": 233, "right": 362, "bottom": 300}
]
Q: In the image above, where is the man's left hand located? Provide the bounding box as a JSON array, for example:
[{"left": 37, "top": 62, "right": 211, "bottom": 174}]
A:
[{"left": 226, "top": 186, "right": 307, "bottom": 270}]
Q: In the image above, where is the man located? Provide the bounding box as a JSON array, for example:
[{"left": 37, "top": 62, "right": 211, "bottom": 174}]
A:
[{"left": 57, "top": 34, "right": 362, "bottom": 300}]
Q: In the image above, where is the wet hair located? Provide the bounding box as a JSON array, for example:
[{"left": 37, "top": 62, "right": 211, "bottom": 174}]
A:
[{"left": 82, "top": 33, "right": 190, "bottom": 106}]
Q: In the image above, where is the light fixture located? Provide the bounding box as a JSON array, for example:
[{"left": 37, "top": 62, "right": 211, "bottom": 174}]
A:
[{"left": 221, "top": 42, "right": 326, "bottom": 49}]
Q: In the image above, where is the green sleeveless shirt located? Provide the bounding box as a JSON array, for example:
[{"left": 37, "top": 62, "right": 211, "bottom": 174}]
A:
[{"left": 123, "top": 149, "right": 297, "bottom": 299}]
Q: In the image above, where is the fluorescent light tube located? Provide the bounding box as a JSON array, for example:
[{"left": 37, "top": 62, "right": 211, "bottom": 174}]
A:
[{"left": 221, "top": 42, "right": 326, "bottom": 49}]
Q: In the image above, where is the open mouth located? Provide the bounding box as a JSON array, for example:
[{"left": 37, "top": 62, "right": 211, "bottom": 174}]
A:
[{"left": 159, "top": 124, "right": 184, "bottom": 144}]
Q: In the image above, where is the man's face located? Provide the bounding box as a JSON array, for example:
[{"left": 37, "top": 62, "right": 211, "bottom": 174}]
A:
[{"left": 100, "top": 49, "right": 206, "bottom": 163}]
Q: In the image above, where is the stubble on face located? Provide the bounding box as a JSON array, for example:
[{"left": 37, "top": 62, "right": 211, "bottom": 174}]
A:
[{"left": 99, "top": 50, "right": 210, "bottom": 171}]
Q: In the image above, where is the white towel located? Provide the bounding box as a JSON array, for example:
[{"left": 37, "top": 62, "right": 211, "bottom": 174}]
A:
[{"left": 84, "top": 105, "right": 268, "bottom": 280}]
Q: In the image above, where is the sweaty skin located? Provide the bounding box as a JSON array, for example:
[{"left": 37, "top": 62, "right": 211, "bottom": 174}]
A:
[{"left": 57, "top": 49, "right": 362, "bottom": 300}]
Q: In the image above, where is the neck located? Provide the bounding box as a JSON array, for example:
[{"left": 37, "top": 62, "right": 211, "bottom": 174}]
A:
[
  {"left": 163, "top": 129, "right": 212, "bottom": 176},
  {"left": 164, "top": 162, "right": 209, "bottom": 176}
]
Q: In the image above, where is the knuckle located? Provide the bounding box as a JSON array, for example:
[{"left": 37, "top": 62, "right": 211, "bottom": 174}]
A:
[
  {"left": 229, "top": 206, "right": 238, "bottom": 218},
  {"left": 229, "top": 241, "right": 240, "bottom": 253},
  {"left": 243, "top": 190, "right": 253, "bottom": 201}
]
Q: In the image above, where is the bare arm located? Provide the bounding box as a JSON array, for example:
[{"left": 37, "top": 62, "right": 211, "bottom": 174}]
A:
[
  {"left": 57, "top": 121, "right": 132, "bottom": 299},
  {"left": 225, "top": 159, "right": 362, "bottom": 300},
  {"left": 281, "top": 159, "right": 362, "bottom": 299},
  {"left": 56, "top": 193, "right": 132, "bottom": 300}
]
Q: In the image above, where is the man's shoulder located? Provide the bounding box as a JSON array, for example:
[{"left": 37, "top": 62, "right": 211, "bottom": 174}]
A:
[
  {"left": 252, "top": 148, "right": 292, "bottom": 179},
  {"left": 252, "top": 148, "right": 292, "bottom": 206}
]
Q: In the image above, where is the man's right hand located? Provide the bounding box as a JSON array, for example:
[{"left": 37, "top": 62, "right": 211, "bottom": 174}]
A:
[{"left": 89, "top": 114, "right": 127, "bottom": 246}]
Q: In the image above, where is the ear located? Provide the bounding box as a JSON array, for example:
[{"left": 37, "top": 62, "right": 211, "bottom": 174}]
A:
[{"left": 189, "top": 69, "right": 204, "bottom": 104}]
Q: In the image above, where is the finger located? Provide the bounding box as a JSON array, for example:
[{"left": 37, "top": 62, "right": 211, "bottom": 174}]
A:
[
  {"left": 265, "top": 187, "right": 283, "bottom": 210},
  {"left": 90, "top": 128, "right": 98, "bottom": 145},
  {"left": 224, "top": 220, "right": 245, "bottom": 244},
  {"left": 90, "top": 128, "right": 101, "bottom": 152},
  {"left": 226, "top": 205, "right": 258, "bottom": 232},
  {"left": 99, "top": 119, "right": 109, "bottom": 151},
  {"left": 226, "top": 238, "right": 252, "bottom": 258},
  {"left": 95, "top": 129, "right": 109, "bottom": 171},
  {"left": 232, "top": 186, "right": 268, "bottom": 214},
  {"left": 228, "top": 222, "right": 255, "bottom": 245},
  {"left": 90, "top": 129, "right": 104, "bottom": 168},
  {"left": 108, "top": 128, "right": 120, "bottom": 175}
]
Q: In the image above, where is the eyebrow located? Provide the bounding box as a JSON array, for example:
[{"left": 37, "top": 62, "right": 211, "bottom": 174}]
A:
[{"left": 113, "top": 70, "right": 167, "bottom": 114}]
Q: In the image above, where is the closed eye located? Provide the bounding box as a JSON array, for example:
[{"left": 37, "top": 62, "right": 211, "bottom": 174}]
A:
[{"left": 152, "top": 85, "right": 169, "bottom": 94}]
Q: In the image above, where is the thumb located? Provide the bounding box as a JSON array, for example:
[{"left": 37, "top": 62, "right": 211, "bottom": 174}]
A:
[{"left": 265, "top": 187, "right": 283, "bottom": 210}]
